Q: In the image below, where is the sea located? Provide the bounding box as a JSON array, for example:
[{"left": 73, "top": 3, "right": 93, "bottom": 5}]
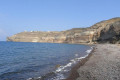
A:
[{"left": 0, "top": 41, "right": 93, "bottom": 80}]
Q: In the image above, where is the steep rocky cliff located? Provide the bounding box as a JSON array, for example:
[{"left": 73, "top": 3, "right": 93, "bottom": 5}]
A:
[
  {"left": 91, "top": 17, "right": 120, "bottom": 43},
  {"left": 7, "top": 17, "right": 120, "bottom": 44}
]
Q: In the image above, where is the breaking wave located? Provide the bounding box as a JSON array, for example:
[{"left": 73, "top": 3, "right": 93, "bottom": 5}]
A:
[{"left": 27, "top": 46, "right": 94, "bottom": 80}]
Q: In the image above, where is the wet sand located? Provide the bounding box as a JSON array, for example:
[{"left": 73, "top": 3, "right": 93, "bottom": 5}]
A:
[
  {"left": 65, "top": 45, "right": 94, "bottom": 80},
  {"left": 66, "top": 44, "right": 120, "bottom": 80}
]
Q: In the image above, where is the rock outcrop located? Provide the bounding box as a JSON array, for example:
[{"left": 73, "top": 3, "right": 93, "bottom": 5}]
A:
[
  {"left": 7, "top": 29, "right": 93, "bottom": 44},
  {"left": 91, "top": 17, "right": 120, "bottom": 43},
  {"left": 7, "top": 17, "right": 120, "bottom": 44}
]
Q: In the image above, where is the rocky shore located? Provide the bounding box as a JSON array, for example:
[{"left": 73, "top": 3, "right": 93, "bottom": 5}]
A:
[{"left": 74, "top": 44, "right": 120, "bottom": 80}]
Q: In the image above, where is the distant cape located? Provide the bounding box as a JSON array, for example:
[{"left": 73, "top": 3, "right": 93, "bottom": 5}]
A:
[{"left": 7, "top": 17, "right": 120, "bottom": 44}]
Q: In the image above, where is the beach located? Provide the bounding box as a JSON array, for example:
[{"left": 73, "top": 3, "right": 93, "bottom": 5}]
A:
[{"left": 66, "top": 44, "right": 120, "bottom": 80}]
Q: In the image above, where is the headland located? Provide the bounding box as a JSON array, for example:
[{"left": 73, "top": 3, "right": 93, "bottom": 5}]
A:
[{"left": 7, "top": 17, "right": 120, "bottom": 44}]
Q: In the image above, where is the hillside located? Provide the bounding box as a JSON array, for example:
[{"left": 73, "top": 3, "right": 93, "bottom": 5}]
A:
[{"left": 7, "top": 17, "right": 120, "bottom": 44}]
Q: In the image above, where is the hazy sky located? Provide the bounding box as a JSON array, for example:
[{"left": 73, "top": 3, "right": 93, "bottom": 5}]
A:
[{"left": 0, "top": 0, "right": 120, "bottom": 41}]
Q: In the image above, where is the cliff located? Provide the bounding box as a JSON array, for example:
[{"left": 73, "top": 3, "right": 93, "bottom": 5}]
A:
[{"left": 7, "top": 17, "right": 120, "bottom": 44}]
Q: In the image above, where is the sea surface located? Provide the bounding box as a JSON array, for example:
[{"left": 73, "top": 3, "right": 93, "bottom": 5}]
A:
[{"left": 0, "top": 41, "right": 92, "bottom": 80}]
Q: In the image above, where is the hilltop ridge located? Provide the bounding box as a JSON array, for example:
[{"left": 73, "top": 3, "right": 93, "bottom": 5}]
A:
[{"left": 7, "top": 17, "right": 120, "bottom": 44}]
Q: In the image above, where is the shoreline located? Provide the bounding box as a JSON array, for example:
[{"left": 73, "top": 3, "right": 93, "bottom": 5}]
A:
[
  {"left": 69, "top": 44, "right": 120, "bottom": 80},
  {"left": 28, "top": 44, "right": 93, "bottom": 80},
  {"left": 65, "top": 45, "right": 95, "bottom": 80},
  {"left": 66, "top": 44, "right": 120, "bottom": 80}
]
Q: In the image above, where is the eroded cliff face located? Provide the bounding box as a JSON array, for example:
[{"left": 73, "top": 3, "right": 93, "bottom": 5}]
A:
[
  {"left": 7, "top": 29, "right": 93, "bottom": 44},
  {"left": 7, "top": 17, "right": 120, "bottom": 44},
  {"left": 91, "top": 17, "right": 120, "bottom": 43}
]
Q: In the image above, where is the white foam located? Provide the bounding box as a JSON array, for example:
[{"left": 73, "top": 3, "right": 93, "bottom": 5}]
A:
[
  {"left": 27, "top": 77, "right": 41, "bottom": 80},
  {"left": 27, "top": 46, "right": 94, "bottom": 80},
  {"left": 51, "top": 74, "right": 65, "bottom": 80},
  {"left": 54, "top": 56, "right": 87, "bottom": 79},
  {"left": 75, "top": 54, "right": 78, "bottom": 57},
  {"left": 54, "top": 46, "right": 94, "bottom": 80},
  {"left": 55, "top": 47, "right": 93, "bottom": 73},
  {"left": 86, "top": 47, "right": 93, "bottom": 53},
  {"left": 27, "top": 78, "right": 32, "bottom": 80}
]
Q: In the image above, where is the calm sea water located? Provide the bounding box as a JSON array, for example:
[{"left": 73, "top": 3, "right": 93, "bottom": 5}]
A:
[{"left": 0, "top": 41, "right": 92, "bottom": 80}]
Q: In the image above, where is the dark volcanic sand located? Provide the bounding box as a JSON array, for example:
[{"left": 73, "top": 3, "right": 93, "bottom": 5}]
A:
[
  {"left": 66, "top": 44, "right": 120, "bottom": 80},
  {"left": 76, "top": 44, "right": 120, "bottom": 80},
  {"left": 65, "top": 46, "right": 94, "bottom": 80}
]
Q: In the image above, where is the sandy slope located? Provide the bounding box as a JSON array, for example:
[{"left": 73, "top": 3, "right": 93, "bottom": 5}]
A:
[{"left": 77, "top": 44, "right": 120, "bottom": 80}]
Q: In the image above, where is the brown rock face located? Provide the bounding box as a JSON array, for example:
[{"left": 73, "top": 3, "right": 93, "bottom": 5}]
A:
[
  {"left": 91, "top": 17, "right": 120, "bottom": 43},
  {"left": 7, "top": 29, "right": 93, "bottom": 44},
  {"left": 7, "top": 17, "right": 120, "bottom": 44}
]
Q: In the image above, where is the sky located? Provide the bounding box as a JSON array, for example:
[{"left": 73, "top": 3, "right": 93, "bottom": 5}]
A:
[{"left": 0, "top": 0, "right": 120, "bottom": 41}]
